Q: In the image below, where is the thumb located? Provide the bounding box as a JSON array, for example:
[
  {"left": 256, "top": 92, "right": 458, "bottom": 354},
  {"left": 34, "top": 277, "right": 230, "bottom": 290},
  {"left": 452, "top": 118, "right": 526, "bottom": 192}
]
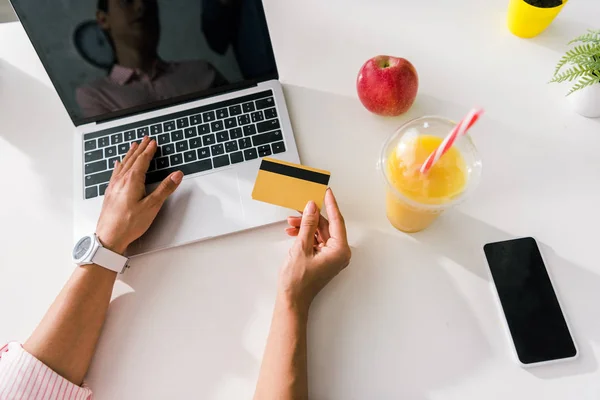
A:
[
  {"left": 296, "top": 201, "right": 319, "bottom": 253},
  {"left": 146, "top": 171, "right": 183, "bottom": 206}
]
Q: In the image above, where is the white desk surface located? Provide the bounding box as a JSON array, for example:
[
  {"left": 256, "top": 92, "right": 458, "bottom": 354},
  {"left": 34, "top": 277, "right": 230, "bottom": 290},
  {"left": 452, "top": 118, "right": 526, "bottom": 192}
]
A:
[{"left": 1, "top": 0, "right": 600, "bottom": 398}]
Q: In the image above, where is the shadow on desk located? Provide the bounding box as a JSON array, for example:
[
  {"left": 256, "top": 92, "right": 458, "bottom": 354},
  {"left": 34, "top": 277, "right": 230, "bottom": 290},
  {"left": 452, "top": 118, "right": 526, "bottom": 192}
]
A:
[{"left": 0, "top": 59, "right": 73, "bottom": 213}]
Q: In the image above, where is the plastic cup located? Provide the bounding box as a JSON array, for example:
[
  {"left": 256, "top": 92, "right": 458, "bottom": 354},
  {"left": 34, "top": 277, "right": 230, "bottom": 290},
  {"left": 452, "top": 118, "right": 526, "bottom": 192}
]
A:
[
  {"left": 507, "top": 0, "right": 567, "bottom": 39},
  {"left": 380, "top": 116, "right": 482, "bottom": 233}
]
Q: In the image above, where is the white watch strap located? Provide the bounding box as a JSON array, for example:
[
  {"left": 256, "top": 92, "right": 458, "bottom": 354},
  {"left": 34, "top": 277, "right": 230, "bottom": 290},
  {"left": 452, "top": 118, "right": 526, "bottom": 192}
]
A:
[{"left": 92, "top": 246, "right": 129, "bottom": 274}]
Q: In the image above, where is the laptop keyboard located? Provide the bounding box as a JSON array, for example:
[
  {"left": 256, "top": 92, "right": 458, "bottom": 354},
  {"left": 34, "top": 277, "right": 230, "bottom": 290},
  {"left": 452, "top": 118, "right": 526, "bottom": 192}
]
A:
[{"left": 82, "top": 90, "right": 286, "bottom": 199}]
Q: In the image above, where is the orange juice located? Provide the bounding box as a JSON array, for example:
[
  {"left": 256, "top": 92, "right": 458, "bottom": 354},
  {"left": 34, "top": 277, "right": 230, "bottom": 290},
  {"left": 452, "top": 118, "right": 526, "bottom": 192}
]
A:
[{"left": 385, "top": 135, "right": 468, "bottom": 232}]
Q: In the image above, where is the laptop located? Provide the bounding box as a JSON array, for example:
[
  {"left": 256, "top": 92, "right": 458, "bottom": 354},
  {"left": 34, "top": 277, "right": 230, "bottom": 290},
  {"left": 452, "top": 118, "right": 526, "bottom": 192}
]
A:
[{"left": 10, "top": 0, "right": 301, "bottom": 256}]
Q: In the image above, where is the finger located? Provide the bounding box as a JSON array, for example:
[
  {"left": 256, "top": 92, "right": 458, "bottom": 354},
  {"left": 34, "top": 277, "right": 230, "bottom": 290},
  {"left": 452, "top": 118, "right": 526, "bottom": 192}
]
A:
[
  {"left": 118, "top": 141, "right": 139, "bottom": 173},
  {"left": 295, "top": 200, "right": 320, "bottom": 253},
  {"left": 121, "top": 136, "right": 151, "bottom": 173},
  {"left": 285, "top": 227, "right": 299, "bottom": 237},
  {"left": 131, "top": 139, "right": 157, "bottom": 176},
  {"left": 287, "top": 216, "right": 302, "bottom": 227},
  {"left": 317, "top": 214, "right": 331, "bottom": 243},
  {"left": 144, "top": 171, "right": 184, "bottom": 207},
  {"left": 111, "top": 160, "right": 121, "bottom": 179},
  {"left": 324, "top": 189, "right": 347, "bottom": 242}
]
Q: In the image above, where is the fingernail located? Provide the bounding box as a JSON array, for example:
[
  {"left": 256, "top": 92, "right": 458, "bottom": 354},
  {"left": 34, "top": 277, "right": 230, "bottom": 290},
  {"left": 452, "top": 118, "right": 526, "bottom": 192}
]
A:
[
  {"left": 171, "top": 171, "right": 183, "bottom": 184},
  {"left": 305, "top": 200, "right": 317, "bottom": 215}
]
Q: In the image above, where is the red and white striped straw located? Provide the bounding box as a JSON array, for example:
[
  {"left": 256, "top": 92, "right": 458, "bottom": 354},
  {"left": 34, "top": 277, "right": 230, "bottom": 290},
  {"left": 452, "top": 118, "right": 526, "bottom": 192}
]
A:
[{"left": 419, "top": 108, "right": 484, "bottom": 174}]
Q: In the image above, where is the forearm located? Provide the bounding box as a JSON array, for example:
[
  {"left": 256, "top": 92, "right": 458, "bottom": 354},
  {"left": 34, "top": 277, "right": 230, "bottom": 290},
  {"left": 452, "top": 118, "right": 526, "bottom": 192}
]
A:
[
  {"left": 24, "top": 264, "right": 117, "bottom": 385},
  {"left": 254, "top": 295, "right": 309, "bottom": 400}
]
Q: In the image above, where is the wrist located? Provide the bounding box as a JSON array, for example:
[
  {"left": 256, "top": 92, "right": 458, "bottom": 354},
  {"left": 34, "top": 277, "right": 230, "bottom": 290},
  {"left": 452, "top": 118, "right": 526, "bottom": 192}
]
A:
[
  {"left": 275, "top": 290, "right": 311, "bottom": 319},
  {"left": 95, "top": 233, "right": 128, "bottom": 255}
]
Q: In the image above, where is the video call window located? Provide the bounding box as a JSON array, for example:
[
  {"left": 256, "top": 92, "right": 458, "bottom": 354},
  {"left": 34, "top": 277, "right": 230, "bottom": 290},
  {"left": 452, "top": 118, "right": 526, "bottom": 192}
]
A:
[{"left": 12, "top": 0, "right": 277, "bottom": 123}]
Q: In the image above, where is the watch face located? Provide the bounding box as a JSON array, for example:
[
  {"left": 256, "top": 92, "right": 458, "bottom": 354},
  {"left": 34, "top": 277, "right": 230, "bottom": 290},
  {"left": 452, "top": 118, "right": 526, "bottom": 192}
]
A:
[{"left": 73, "top": 236, "right": 92, "bottom": 260}]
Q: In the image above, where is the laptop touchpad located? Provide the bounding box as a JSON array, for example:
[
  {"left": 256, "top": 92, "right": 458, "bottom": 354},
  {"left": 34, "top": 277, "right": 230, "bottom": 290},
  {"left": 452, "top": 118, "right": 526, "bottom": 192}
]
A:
[{"left": 131, "top": 169, "right": 244, "bottom": 255}]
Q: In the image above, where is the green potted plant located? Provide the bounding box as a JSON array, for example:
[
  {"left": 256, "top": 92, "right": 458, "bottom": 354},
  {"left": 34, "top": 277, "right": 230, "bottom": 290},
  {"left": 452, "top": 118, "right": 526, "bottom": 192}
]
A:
[{"left": 550, "top": 29, "right": 600, "bottom": 118}]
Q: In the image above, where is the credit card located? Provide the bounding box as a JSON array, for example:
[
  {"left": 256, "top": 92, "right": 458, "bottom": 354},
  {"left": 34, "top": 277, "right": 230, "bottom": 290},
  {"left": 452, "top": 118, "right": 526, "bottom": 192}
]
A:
[{"left": 252, "top": 157, "right": 331, "bottom": 211}]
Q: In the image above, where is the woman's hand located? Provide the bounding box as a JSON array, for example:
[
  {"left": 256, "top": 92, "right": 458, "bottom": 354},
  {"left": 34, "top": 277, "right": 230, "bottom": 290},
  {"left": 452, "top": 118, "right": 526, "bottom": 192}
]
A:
[
  {"left": 278, "top": 189, "right": 351, "bottom": 313},
  {"left": 95, "top": 136, "right": 183, "bottom": 254}
]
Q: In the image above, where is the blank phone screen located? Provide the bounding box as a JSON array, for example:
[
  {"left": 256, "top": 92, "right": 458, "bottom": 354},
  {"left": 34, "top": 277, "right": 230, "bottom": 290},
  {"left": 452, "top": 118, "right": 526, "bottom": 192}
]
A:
[{"left": 484, "top": 237, "right": 576, "bottom": 364}]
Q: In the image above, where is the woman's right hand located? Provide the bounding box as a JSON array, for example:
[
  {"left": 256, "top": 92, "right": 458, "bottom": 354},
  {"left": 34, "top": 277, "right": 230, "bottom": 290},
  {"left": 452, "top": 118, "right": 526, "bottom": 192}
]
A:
[{"left": 278, "top": 189, "right": 352, "bottom": 313}]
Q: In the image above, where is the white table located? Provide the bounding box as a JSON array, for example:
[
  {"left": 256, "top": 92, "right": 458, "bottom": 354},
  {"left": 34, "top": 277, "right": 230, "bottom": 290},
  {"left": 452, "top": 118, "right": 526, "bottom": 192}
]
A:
[{"left": 2, "top": 0, "right": 600, "bottom": 398}]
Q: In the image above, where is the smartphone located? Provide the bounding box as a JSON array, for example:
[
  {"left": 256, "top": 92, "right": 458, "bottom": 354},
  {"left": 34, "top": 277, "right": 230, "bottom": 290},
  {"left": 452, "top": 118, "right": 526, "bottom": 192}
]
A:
[{"left": 484, "top": 237, "right": 578, "bottom": 367}]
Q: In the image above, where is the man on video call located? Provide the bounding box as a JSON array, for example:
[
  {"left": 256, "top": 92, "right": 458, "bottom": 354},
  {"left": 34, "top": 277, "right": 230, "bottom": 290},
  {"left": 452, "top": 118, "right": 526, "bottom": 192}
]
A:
[{"left": 77, "top": 0, "right": 228, "bottom": 118}]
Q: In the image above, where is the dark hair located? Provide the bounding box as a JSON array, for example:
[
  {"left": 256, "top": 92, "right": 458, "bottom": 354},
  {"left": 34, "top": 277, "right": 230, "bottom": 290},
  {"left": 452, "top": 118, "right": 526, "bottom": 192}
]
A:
[{"left": 97, "top": 0, "right": 108, "bottom": 12}]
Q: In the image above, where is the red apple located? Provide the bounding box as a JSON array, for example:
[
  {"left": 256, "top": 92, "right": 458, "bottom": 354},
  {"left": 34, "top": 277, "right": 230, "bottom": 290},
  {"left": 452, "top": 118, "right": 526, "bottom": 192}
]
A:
[{"left": 356, "top": 55, "right": 419, "bottom": 116}]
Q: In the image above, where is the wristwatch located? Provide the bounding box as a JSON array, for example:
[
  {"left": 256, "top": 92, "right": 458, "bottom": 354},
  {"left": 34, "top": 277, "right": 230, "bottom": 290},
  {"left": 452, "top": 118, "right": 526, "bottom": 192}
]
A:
[{"left": 72, "top": 234, "right": 129, "bottom": 274}]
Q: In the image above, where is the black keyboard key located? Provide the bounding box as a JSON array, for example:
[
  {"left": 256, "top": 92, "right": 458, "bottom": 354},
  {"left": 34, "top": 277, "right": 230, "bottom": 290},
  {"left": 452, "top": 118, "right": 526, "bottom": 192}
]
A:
[
  {"left": 239, "top": 137, "right": 252, "bottom": 149},
  {"left": 150, "top": 124, "right": 163, "bottom": 135},
  {"left": 171, "top": 130, "right": 184, "bottom": 142},
  {"left": 133, "top": 139, "right": 142, "bottom": 145},
  {"left": 84, "top": 140, "right": 96, "bottom": 151},
  {"left": 216, "top": 108, "right": 229, "bottom": 119},
  {"left": 184, "top": 150, "right": 197, "bottom": 162},
  {"left": 216, "top": 131, "right": 229, "bottom": 143},
  {"left": 253, "top": 130, "right": 283, "bottom": 147},
  {"left": 243, "top": 125, "right": 257, "bottom": 136},
  {"left": 105, "top": 146, "right": 117, "bottom": 158},
  {"left": 158, "top": 133, "right": 170, "bottom": 145},
  {"left": 257, "top": 119, "right": 280, "bottom": 133},
  {"left": 230, "top": 128, "right": 243, "bottom": 139},
  {"left": 163, "top": 121, "right": 176, "bottom": 131},
  {"left": 118, "top": 143, "right": 130, "bottom": 155},
  {"left": 198, "top": 124, "right": 210, "bottom": 135},
  {"left": 211, "top": 121, "right": 224, "bottom": 132},
  {"left": 108, "top": 157, "right": 120, "bottom": 169},
  {"left": 272, "top": 141, "right": 286, "bottom": 154},
  {"left": 190, "top": 114, "right": 202, "bottom": 125},
  {"left": 203, "top": 134, "right": 216, "bottom": 146},
  {"left": 156, "top": 157, "right": 170, "bottom": 169},
  {"left": 98, "top": 137, "right": 110, "bottom": 148},
  {"left": 203, "top": 111, "right": 216, "bottom": 122},
  {"left": 189, "top": 137, "right": 203, "bottom": 149},
  {"left": 238, "top": 114, "right": 251, "bottom": 125},
  {"left": 85, "top": 149, "right": 103, "bottom": 163},
  {"left": 230, "top": 151, "right": 244, "bottom": 164},
  {"left": 162, "top": 143, "right": 176, "bottom": 155},
  {"left": 264, "top": 108, "right": 278, "bottom": 119},
  {"left": 137, "top": 127, "right": 149, "bottom": 138},
  {"left": 185, "top": 127, "right": 197, "bottom": 138},
  {"left": 148, "top": 159, "right": 157, "bottom": 172},
  {"left": 242, "top": 102, "right": 255, "bottom": 113},
  {"left": 85, "top": 170, "right": 112, "bottom": 187},
  {"left": 229, "top": 104, "right": 242, "bottom": 116},
  {"left": 225, "top": 141, "right": 238, "bottom": 153},
  {"left": 124, "top": 130, "right": 136, "bottom": 141},
  {"left": 85, "top": 186, "right": 98, "bottom": 199},
  {"left": 244, "top": 148, "right": 258, "bottom": 160},
  {"left": 251, "top": 111, "right": 264, "bottom": 123},
  {"left": 170, "top": 153, "right": 183, "bottom": 166},
  {"left": 213, "top": 155, "right": 230, "bottom": 168},
  {"left": 258, "top": 145, "right": 272, "bottom": 157},
  {"left": 85, "top": 159, "right": 108, "bottom": 175},
  {"left": 176, "top": 117, "right": 189, "bottom": 129},
  {"left": 256, "top": 97, "right": 275, "bottom": 110},
  {"left": 224, "top": 117, "right": 237, "bottom": 129},
  {"left": 99, "top": 183, "right": 109, "bottom": 196},
  {"left": 176, "top": 140, "right": 189, "bottom": 152},
  {"left": 146, "top": 159, "right": 212, "bottom": 185},
  {"left": 211, "top": 143, "right": 225, "bottom": 156},
  {"left": 153, "top": 147, "right": 162, "bottom": 159},
  {"left": 197, "top": 147, "right": 211, "bottom": 159}
]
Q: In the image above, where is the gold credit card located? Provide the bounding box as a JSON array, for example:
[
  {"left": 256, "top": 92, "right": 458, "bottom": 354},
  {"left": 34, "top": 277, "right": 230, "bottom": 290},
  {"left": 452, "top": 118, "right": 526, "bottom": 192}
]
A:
[{"left": 252, "top": 157, "right": 331, "bottom": 211}]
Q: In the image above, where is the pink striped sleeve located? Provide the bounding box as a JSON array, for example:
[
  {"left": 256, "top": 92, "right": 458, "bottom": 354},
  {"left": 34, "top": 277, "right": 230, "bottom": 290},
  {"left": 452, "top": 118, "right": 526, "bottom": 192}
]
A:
[{"left": 0, "top": 343, "right": 93, "bottom": 400}]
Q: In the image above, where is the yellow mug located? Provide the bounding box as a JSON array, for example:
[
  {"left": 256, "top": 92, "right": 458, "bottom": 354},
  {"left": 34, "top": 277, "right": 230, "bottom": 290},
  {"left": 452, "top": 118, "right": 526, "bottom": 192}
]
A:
[{"left": 507, "top": 0, "right": 567, "bottom": 38}]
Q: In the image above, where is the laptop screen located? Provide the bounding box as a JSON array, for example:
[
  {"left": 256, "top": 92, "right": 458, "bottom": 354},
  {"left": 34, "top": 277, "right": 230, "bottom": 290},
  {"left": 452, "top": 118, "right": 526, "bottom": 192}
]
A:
[{"left": 11, "top": 0, "right": 278, "bottom": 125}]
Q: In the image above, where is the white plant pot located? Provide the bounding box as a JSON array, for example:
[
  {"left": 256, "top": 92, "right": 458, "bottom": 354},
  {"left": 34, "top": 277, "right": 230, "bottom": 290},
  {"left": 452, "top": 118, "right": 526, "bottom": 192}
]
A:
[{"left": 567, "top": 83, "right": 600, "bottom": 118}]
